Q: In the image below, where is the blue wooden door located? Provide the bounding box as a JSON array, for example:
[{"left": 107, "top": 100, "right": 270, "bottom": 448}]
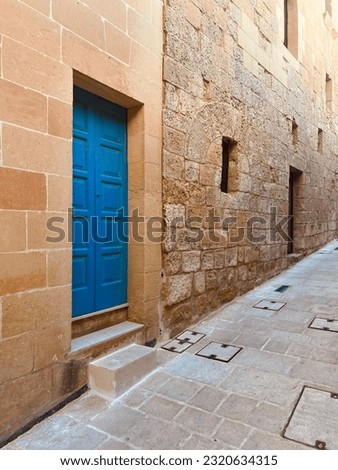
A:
[{"left": 72, "top": 87, "right": 128, "bottom": 317}]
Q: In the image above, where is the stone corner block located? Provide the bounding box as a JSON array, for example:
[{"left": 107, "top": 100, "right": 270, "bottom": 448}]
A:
[{"left": 88, "top": 344, "right": 157, "bottom": 401}]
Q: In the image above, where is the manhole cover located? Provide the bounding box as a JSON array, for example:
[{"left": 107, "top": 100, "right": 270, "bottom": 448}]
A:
[
  {"left": 253, "top": 300, "right": 286, "bottom": 311},
  {"left": 309, "top": 318, "right": 338, "bottom": 333},
  {"left": 162, "top": 339, "right": 193, "bottom": 353},
  {"left": 176, "top": 330, "right": 205, "bottom": 344},
  {"left": 274, "top": 285, "right": 290, "bottom": 293},
  {"left": 284, "top": 387, "right": 338, "bottom": 449},
  {"left": 196, "top": 341, "right": 242, "bottom": 363},
  {"left": 162, "top": 330, "right": 205, "bottom": 353}
]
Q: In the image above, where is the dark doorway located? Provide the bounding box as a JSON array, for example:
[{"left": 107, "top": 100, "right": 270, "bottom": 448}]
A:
[{"left": 288, "top": 166, "right": 302, "bottom": 254}]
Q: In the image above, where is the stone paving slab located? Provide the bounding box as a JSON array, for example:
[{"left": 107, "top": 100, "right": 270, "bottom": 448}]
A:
[
  {"left": 13, "top": 415, "right": 108, "bottom": 450},
  {"left": 4, "top": 241, "right": 338, "bottom": 450},
  {"left": 214, "top": 419, "right": 252, "bottom": 448},
  {"left": 126, "top": 415, "right": 188, "bottom": 450},
  {"left": 290, "top": 359, "right": 338, "bottom": 389},
  {"left": 231, "top": 348, "right": 300, "bottom": 376},
  {"left": 263, "top": 339, "right": 290, "bottom": 354},
  {"left": 140, "top": 395, "right": 184, "bottom": 421},
  {"left": 187, "top": 385, "right": 230, "bottom": 413},
  {"left": 219, "top": 367, "right": 302, "bottom": 407},
  {"left": 247, "top": 402, "right": 288, "bottom": 434},
  {"left": 90, "top": 403, "right": 145, "bottom": 438},
  {"left": 174, "top": 406, "right": 222, "bottom": 436},
  {"left": 162, "top": 353, "right": 234, "bottom": 386},
  {"left": 242, "top": 429, "right": 313, "bottom": 450},
  {"left": 156, "top": 375, "right": 203, "bottom": 402},
  {"left": 216, "top": 393, "right": 258, "bottom": 422},
  {"left": 61, "top": 394, "right": 110, "bottom": 423},
  {"left": 180, "top": 434, "right": 235, "bottom": 450}
]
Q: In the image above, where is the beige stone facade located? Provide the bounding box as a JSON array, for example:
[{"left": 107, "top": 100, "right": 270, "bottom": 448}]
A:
[
  {"left": 0, "top": 0, "right": 162, "bottom": 443},
  {"left": 161, "top": 0, "right": 338, "bottom": 337},
  {"left": 1, "top": 0, "right": 338, "bottom": 445}
]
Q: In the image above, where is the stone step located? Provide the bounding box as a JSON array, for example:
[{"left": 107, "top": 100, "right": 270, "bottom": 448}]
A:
[
  {"left": 71, "top": 306, "right": 128, "bottom": 339},
  {"left": 89, "top": 344, "right": 157, "bottom": 400},
  {"left": 70, "top": 321, "right": 145, "bottom": 360}
]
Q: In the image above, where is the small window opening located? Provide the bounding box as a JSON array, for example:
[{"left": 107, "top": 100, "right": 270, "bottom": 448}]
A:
[
  {"left": 203, "top": 78, "right": 211, "bottom": 101},
  {"left": 318, "top": 129, "right": 323, "bottom": 154},
  {"left": 284, "top": 0, "right": 298, "bottom": 58},
  {"left": 326, "top": 74, "right": 333, "bottom": 111},
  {"left": 284, "top": 0, "right": 288, "bottom": 47},
  {"left": 292, "top": 119, "right": 298, "bottom": 145},
  {"left": 221, "top": 138, "right": 237, "bottom": 193},
  {"left": 326, "top": 0, "right": 332, "bottom": 16}
]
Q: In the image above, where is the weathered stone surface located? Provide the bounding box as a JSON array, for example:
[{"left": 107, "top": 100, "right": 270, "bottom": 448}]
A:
[
  {"left": 182, "top": 250, "right": 201, "bottom": 273},
  {"left": 194, "top": 271, "right": 206, "bottom": 294},
  {"left": 167, "top": 274, "right": 193, "bottom": 305},
  {"left": 161, "top": 0, "right": 338, "bottom": 337},
  {"left": 140, "top": 395, "right": 184, "bottom": 421},
  {"left": 0, "top": 0, "right": 164, "bottom": 443},
  {"left": 220, "top": 367, "right": 301, "bottom": 407},
  {"left": 15, "top": 415, "right": 107, "bottom": 450},
  {"left": 174, "top": 406, "right": 222, "bottom": 435}
]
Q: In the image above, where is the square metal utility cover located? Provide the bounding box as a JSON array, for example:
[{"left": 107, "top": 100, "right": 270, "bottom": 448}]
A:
[
  {"left": 196, "top": 341, "right": 242, "bottom": 363},
  {"left": 253, "top": 299, "right": 286, "bottom": 311},
  {"left": 162, "top": 339, "right": 193, "bottom": 353},
  {"left": 162, "top": 330, "right": 205, "bottom": 353},
  {"left": 284, "top": 387, "right": 338, "bottom": 449},
  {"left": 309, "top": 317, "right": 338, "bottom": 333},
  {"left": 176, "top": 330, "right": 205, "bottom": 344}
]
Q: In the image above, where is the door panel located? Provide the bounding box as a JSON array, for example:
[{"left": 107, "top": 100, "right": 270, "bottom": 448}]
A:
[{"left": 72, "top": 87, "right": 127, "bottom": 317}]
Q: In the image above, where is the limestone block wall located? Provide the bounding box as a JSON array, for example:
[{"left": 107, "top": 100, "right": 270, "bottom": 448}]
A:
[
  {"left": 161, "top": 0, "right": 338, "bottom": 337},
  {"left": 0, "top": 0, "right": 163, "bottom": 443}
]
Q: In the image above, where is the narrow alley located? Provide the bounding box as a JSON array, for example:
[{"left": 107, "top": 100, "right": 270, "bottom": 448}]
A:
[{"left": 4, "top": 241, "right": 338, "bottom": 451}]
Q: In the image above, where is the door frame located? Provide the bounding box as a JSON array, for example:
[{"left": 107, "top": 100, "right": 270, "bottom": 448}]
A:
[{"left": 71, "top": 71, "right": 163, "bottom": 341}]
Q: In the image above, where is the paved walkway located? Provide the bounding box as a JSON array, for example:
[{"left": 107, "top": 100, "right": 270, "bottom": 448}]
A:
[{"left": 4, "top": 241, "right": 338, "bottom": 450}]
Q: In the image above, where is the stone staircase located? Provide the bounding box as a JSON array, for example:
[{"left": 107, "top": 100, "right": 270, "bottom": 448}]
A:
[{"left": 69, "top": 315, "right": 158, "bottom": 403}]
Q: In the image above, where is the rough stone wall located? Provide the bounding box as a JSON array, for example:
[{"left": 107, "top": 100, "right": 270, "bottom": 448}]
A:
[
  {"left": 0, "top": 0, "right": 162, "bottom": 443},
  {"left": 161, "top": 0, "right": 338, "bottom": 337}
]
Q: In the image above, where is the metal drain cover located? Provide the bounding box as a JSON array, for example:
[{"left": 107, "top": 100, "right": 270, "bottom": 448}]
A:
[
  {"left": 284, "top": 387, "right": 338, "bottom": 449},
  {"left": 162, "top": 330, "right": 205, "bottom": 353},
  {"left": 176, "top": 330, "right": 205, "bottom": 344},
  {"left": 196, "top": 341, "right": 242, "bottom": 363},
  {"left": 309, "top": 318, "right": 338, "bottom": 333},
  {"left": 162, "top": 339, "right": 193, "bottom": 353},
  {"left": 275, "top": 285, "right": 290, "bottom": 293},
  {"left": 253, "top": 300, "right": 286, "bottom": 311}
]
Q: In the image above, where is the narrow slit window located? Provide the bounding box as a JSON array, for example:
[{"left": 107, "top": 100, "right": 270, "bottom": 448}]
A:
[
  {"left": 203, "top": 78, "right": 211, "bottom": 101},
  {"left": 284, "top": 0, "right": 298, "bottom": 58},
  {"left": 284, "top": 0, "right": 289, "bottom": 47},
  {"left": 292, "top": 119, "right": 298, "bottom": 145},
  {"left": 221, "top": 138, "right": 236, "bottom": 193},
  {"left": 326, "top": 74, "right": 333, "bottom": 111},
  {"left": 318, "top": 129, "right": 323, "bottom": 154}
]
